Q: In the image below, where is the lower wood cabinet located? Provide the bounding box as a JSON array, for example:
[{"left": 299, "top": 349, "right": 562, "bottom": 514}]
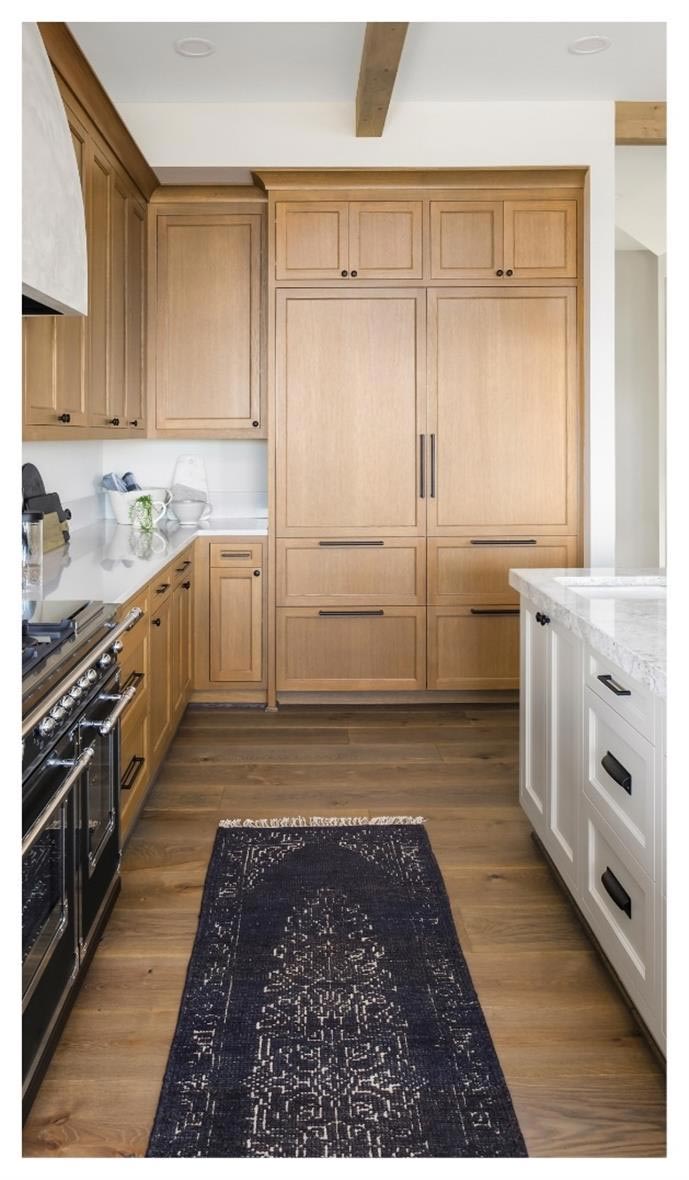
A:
[
  {"left": 171, "top": 573, "right": 193, "bottom": 715},
  {"left": 428, "top": 537, "right": 577, "bottom": 605},
  {"left": 277, "top": 539, "right": 425, "bottom": 606},
  {"left": 149, "top": 591, "right": 174, "bottom": 768},
  {"left": 427, "top": 607, "right": 520, "bottom": 690},
  {"left": 209, "top": 566, "right": 263, "bottom": 683},
  {"left": 276, "top": 607, "right": 426, "bottom": 692}
]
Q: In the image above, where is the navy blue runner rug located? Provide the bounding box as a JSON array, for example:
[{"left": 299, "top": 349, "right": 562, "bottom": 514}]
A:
[{"left": 147, "top": 817, "right": 527, "bottom": 1158}]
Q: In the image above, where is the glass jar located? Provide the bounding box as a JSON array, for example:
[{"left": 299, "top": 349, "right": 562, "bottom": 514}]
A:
[{"left": 22, "top": 511, "right": 43, "bottom": 593}]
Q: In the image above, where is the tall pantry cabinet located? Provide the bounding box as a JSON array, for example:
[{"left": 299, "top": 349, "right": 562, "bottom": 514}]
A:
[{"left": 262, "top": 172, "right": 584, "bottom": 701}]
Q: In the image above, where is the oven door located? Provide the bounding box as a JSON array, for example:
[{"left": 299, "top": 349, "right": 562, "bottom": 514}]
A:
[
  {"left": 78, "top": 667, "right": 137, "bottom": 944},
  {"left": 22, "top": 730, "right": 93, "bottom": 1090}
]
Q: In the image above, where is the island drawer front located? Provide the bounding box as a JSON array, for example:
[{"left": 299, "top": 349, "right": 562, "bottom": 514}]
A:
[
  {"left": 584, "top": 687, "right": 655, "bottom": 878},
  {"left": 585, "top": 647, "right": 655, "bottom": 741},
  {"left": 581, "top": 799, "right": 656, "bottom": 1021},
  {"left": 210, "top": 542, "right": 263, "bottom": 569},
  {"left": 276, "top": 607, "right": 426, "bottom": 691},
  {"left": 429, "top": 536, "right": 577, "bottom": 605},
  {"left": 276, "top": 539, "right": 425, "bottom": 606}
]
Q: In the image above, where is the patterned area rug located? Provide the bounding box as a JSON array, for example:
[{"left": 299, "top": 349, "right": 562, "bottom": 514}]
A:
[{"left": 147, "top": 817, "right": 527, "bottom": 1158}]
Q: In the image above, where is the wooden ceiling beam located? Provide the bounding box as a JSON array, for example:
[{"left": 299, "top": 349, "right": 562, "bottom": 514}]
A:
[
  {"left": 355, "top": 23, "right": 409, "bottom": 138},
  {"left": 615, "top": 102, "right": 666, "bottom": 146}
]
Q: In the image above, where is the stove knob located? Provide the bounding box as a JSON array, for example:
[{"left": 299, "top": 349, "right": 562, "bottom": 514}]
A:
[
  {"left": 78, "top": 674, "right": 90, "bottom": 690},
  {"left": 112, "top": 640, "right": 123, "bottom": 654},
  {"left": 50, "top": 705, "right": 67, "bottom": 722},
  {"left": 60, "top": 695, "right": 75, "bottom": 712},
  {"left": 87, "top": 668, "right": 98, "bottom": 683},
  {"left": 99, "top": 652, "right": 113, "bottom": 669},
  {"left": 38, "top": 716, "right": 56, "bottom": 737},
  {"left": 70, "top": 685, "right": 83, "bottom": 699}
]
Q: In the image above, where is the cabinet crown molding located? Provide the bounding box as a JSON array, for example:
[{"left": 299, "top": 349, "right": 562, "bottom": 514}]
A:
[{"left": 253, "top": 167, "right": 587, "bottom": 192}]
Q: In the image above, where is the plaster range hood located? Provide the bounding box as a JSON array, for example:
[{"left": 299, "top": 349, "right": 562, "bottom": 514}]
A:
[{"left": 22, "top": 23, "right": 87, "bottom": 316}]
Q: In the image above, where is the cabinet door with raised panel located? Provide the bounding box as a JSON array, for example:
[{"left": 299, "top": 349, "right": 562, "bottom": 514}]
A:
[
  {"left": 275, "top": 202, "right": 348, "bottom": 279},
  {"left": 156, "top": 214, "right": 261, "bottom": 432},
  {"left": 276, "top": 289, "right": 426, "bottom": 536},
  {"left": 430, "top": 201, "right": 503, "bottom": 279},
  {"left": 349, "top": 202, "right": 423, "bottom": 279},
  {"left": 23, "top": 109, "right": 88, "bottom": 430},
  {"left": 427, "top": 288, "right": 578, "bottom": 535},
  {"left": 210, "top": 567, "right": 262, "bottom": 683},
  {"left": 503, "top": 200, "right": 577, "bottom": 279}
]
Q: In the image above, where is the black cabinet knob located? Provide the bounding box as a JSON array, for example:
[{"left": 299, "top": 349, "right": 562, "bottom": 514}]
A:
[
  {"left": 129, "top": 419, "right": 139, "bottom": 427},
  {"left": 182, "top": 580, "right": 191, "bottom": 590},
  {"left": 535, "top": 611, "right": 543, "bottom": 623},
  {"left": 351, "top": 270, "right": 358, "bottom": 277},
  {"left": 57, "top": 412, "right": 71, "bottom": 423},
  {"left": 341, "top": 270, "right": 348, "bottom": 277},
  {"left": 506, "top": 269, "right": 514, "bottom": 276},
  {"left": 253, "top": 569, "right": 261, "bottom": 577},
  {"left": 152, "top": 618, "right": 161, "bottom": 627},
  {"left": 496, "top": 269, "right": 504, "bottom": 276},
  {"left": 252, "top": 420, "right": 259, "bottom": 428},
  {"left": 110, "top": 417, "right": 120, "bottom": 426}
]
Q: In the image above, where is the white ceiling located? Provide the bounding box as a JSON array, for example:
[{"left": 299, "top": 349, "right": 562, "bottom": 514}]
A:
[{"left": 68, "top": 21, "right": 666, "bottom": 104}]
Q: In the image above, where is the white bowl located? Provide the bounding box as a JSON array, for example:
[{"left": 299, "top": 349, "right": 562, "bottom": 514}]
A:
[
  {"left": 171, "top": 499, "right": 212, "bottom": 525},
  {"left": 107, "top": 487, "right": 171, "bottom": 526}
]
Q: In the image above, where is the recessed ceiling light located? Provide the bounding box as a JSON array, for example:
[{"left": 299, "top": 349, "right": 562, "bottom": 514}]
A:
[
  {"left": 174, "top": 37, "right": 215, "bottom": 58},
  {"left": 568, "top": 35, "right": 612, "bottom": 56}
]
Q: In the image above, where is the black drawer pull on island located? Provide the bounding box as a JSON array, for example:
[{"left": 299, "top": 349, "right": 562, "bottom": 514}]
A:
[
  {"left": 601, "top": 750, "right": 632, "bottom": 795},
  {"left": 601, "top": 867, "right": 633, "bottom": 919}
]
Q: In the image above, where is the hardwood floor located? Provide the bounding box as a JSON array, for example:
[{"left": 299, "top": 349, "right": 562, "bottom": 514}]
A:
[{"left": 23, "top": 703, "right": 666, "bottom": 1158}]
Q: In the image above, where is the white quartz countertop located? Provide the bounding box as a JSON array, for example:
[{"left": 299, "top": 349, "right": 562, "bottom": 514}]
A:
[
  {"left": 508, "top": 567, "right": 666, "bottom": 697},
  {"left": 27, "top": 516, "right": 268, "bottom": 608}
]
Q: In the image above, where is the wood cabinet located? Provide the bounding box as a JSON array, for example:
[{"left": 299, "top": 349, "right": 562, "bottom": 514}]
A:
[
  {"left": 428, "top": 537, "right": 578, "bottom": 605},
  {"left": 149, "top": 592, "right": 174, "bottom": 768},
  {"left": 276, "top": 289, "right": 426, "bottom": 535},
  {"left": 427, "top": 606, "right": 520, "bottom": 690},
  {"left": 277, "top": 607, "right": 426, "bottom": 691},
  {"left": 430, "top": 198, "right": 577, "bottom": 280},
  {"left": 209, "top": 566, "right": 263, "bottom": 683},
  {"left": 277, "top": 539, "right": 426, "bottom": 606},
  {"left": 427, "top": 287, "right": 578, "bottom": 535},
  {"left": 171, "top": 573, "right": 193, "bottom": 719},
  {"left": 23, "top": 84, "right": 147, "bottom": 440},
  {"left": 275, "top": 200, "right": 423, "bottom": 280},
  {"left": 154, "top": 213, "right": 262, "bottom": 434}
]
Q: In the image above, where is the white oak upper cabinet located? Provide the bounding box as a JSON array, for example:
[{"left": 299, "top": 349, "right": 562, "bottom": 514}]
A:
[
  {"left": 430, "top": 198, "right": 577, "bottom": 280},
  {"left": 275, "top": 201, "right": 423, "bottom": 280},
  {"left": 276, "top": 289, "right": 426, "bottom": 536}
]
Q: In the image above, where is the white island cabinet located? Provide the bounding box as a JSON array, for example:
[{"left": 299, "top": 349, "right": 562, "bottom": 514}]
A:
[{"left": 511, "top": 569, "right": 666, "bottom": 1054}]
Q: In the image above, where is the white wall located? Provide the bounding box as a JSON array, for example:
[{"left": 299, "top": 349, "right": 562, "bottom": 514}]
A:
[
  {"left": 615, "top": 250, "right": 660, "bottom": 567},
  {"left": 120, "top": 97, "right": 617, "bottom": 564}
]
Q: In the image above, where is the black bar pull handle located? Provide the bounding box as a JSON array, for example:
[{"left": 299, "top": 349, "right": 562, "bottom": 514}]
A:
[
  {"left": 597, "top": 673, "right": 631, "bottom": 697},
  {"left": 470, "top": 608, "right": 520, "bottom": 617},
  {"left": 419, "top": 434, "right": 425, "bottom": 499},
  {"left": 318, "top": 540, "right": 384, "bottom": 548},
  {"left": 318, "top": 610, "right": 385, "bottom": 618},
  {"left": 601, "top": 751, "right": 632, "bottom": 795},
  {"left": 601, "top": 867, "right": 632, "bottom": 919},
  {"left": 469, "top": 538, "right": 537, "bottom": 547},
  {"left": 430, "top": 434, "right": 436, "bottom": 498},
  {"left": 121, "top": 755, "right": 145, "bottom": 792}
]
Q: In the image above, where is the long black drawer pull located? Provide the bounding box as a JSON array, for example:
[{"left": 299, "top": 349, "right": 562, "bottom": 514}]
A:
[
  {"left": 469, "top": 538, "right": 537, "bottom": 546},
  {"left": 429, "top": 434, "right": 436, "bottom": 498},
  {"left": 601, "top": 867, "right": 632, "bottom": 919},
  {"left": 318, "top": 610, "right": 385, "bottom": 618},
  {"left": 121, "top": 755, "right": 145, "bottom": 792},
  {"left": 597, "top": 673, "right": 631, "bottom": 697},
  {"left": 470, "top": 608, "right": 520, "bottom": 616},
  {"left": 419, "top": 434, "right": 425, "bottom": 499},
  {"left": 318, "top": 541, "right": 385, "bottom": 548},
  {"left": 601, "top": 750, "right": 632, "bottom": 795}
]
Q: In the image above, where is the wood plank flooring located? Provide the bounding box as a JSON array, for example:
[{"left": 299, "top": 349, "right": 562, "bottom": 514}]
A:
[{"left": 22, "top": 703, "right": 666, "bottom": 1158}]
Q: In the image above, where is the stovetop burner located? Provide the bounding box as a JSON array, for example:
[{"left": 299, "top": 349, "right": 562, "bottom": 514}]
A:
[{"left": 22, "top": 617, "right": 76, "bottom": 675}]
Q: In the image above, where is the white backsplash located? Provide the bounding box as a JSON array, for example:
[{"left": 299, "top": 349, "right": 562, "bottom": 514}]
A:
[{"left": 22, "top": 439, "right": 268, "bottom": 529}]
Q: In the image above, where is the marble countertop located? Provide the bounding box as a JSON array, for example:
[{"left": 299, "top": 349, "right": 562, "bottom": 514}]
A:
[
  {"left": 26, "top": 516, "right": 268, "bottom": 608},
  {"left": 508, "top": 567, "right": 666, "bottom": 697}
]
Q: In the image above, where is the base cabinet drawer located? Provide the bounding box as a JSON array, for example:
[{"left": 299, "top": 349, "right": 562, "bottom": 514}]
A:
[
  {"left": 428, "top": 607, "right": 520, "bottom": 689},
  {"left": 584, "top": 687, "right": 655, "bottom": 877},
  {"left": 429, "top": 536, "right": 577, "bottom": 605},
  {"left": 581, "top": 800, "right": 657, "bottom": 1026},
  {"left": 210, "top": 542, "right": 263, "bottom": 569},
  {"left": 277, "top": 539, "right": 425, "bottom": 605},
  {"left": 586, "top": 647, "right": 655, "bottom": 741},
  {"left": 277, "top": 607, "right": 426, "bottom": 691},
  {"left": 119, "top": 690, "right": 150, "bottom": 843}
]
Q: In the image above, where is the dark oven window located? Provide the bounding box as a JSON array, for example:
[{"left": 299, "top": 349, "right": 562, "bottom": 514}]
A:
[{"left": 22, "top": 803, "right": 68, "bottom": 997}]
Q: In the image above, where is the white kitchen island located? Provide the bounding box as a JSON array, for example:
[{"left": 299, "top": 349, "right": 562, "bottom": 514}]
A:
[{"left": 509, "top": 568, "right": 666, "bottom": 1054}]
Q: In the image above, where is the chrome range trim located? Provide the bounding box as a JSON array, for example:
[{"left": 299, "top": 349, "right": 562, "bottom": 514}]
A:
[
  {"left": 22, "top": 608, "right": 143, "bottom": 739},
  {"left": 22, "top": 746, "right": 95, "bottom": 856}
]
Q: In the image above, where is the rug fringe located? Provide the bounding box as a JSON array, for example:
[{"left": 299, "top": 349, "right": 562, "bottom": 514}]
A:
[{"left": 218, "top": 816, "right": 425, "bottom": 829}]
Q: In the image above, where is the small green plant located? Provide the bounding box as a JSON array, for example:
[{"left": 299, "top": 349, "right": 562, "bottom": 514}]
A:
[{"left": 129, "top": 493, "right": 155, "bottom": 531}]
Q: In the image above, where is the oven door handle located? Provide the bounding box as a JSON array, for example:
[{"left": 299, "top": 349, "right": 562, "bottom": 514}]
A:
[
  {"left": 96, "top": 682, "right": 139, "bottom": 736},
  {"left": 22, "top": 746, "right": 95, "bottom": 856}
]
